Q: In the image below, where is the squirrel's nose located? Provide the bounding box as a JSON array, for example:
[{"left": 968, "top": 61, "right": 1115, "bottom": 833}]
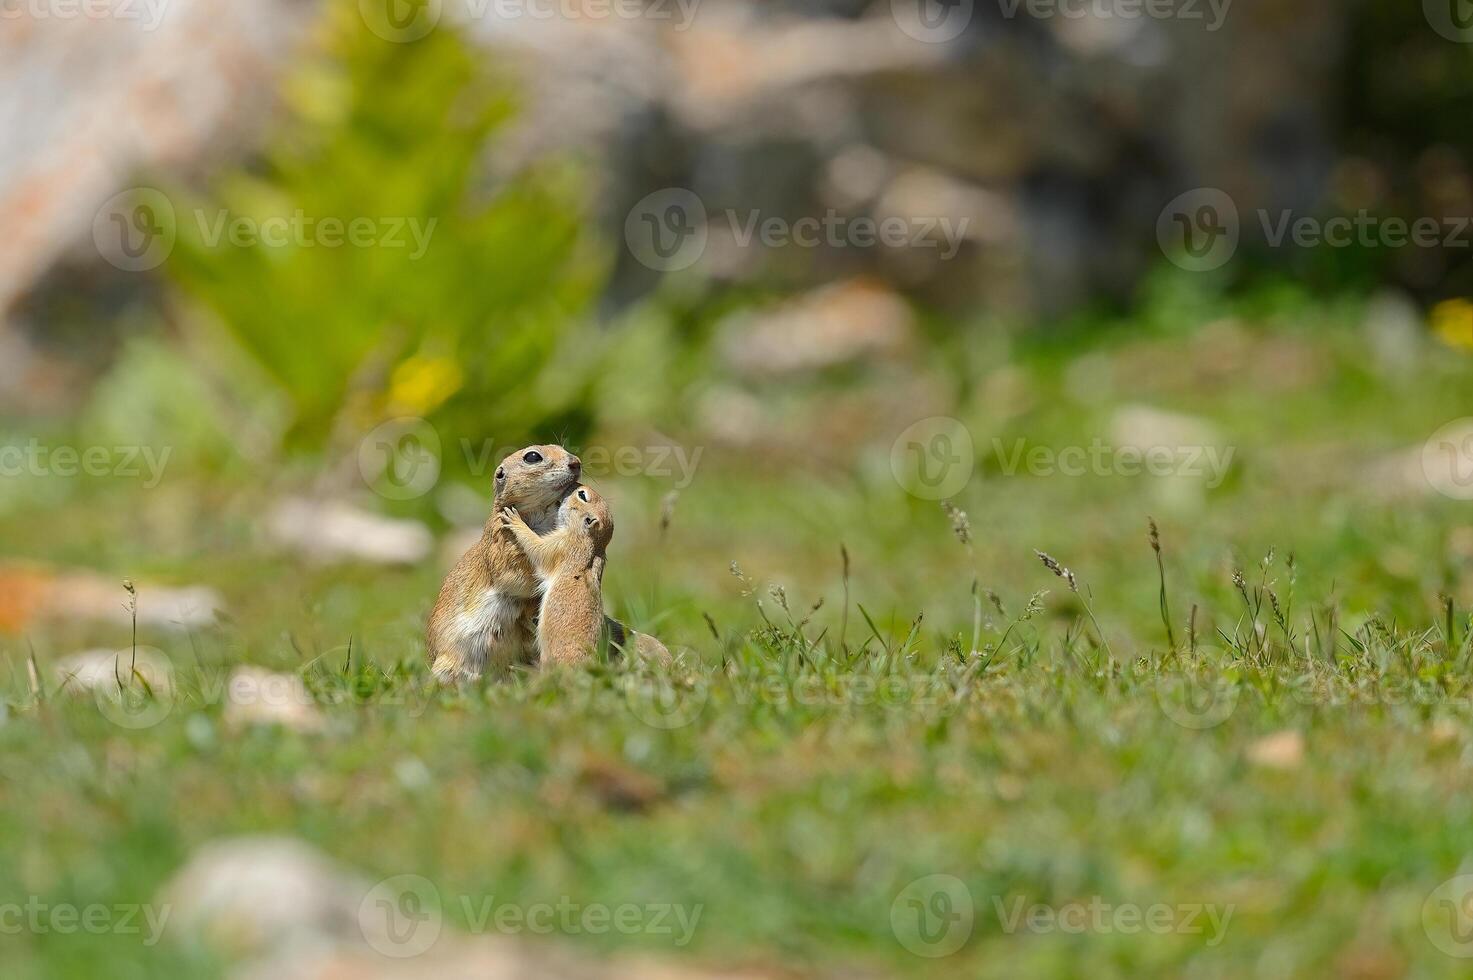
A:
[{"left": 568, "top": 457, "right": 581, "bottom": 477}]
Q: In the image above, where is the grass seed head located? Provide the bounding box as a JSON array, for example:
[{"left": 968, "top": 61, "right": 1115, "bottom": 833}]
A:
[
  {"left": 941, "top": 502, "right": 973, "bottom": 547},
  {"left": 1036, "top": 551, "right": 1078, "bottom": 592}
]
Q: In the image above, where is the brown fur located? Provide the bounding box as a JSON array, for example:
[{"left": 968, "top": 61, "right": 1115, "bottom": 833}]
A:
[
  {"left": 499, "top": 485, "right": 613, "bottom": 668},
  {"left": 425, "top": 444, "right": 582, "bottom": 681}
]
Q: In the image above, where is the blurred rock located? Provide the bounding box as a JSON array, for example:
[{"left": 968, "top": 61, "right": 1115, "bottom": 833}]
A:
[
  {"left": 54, "top": 648, "right": 172, "bottom": 696},
  {"left": 161, "top": 836, "right": 366, "bottom": 960},
  {"left": 0, "top": 0, "right": 316, "bottom": 405},
  {"left": 1430, "top": 719, "right": 1462, "bottom": 748},
  {"left": 717, "top": 280, "right": 913, "bottom": 377},
  {"left": 663, "top": 10, "right": 946, "bottom": 131},
  {"left": 1109, "top": 405, "right": 1221, "bottom": 456},
  {"left": 1362, "top": 290, "right": 1423, "bottom": 377},
  {"left": 1247, "top": 730, "right": 1305, "bottom": 770},
  {"left": 0, "top": 0, "right": 1425, "bottom": 346},
  {"left": 223, "top": 667, "right": 325, "bottom": 734},
  {"left": 162, "top": 836, "right": 794, "bottom": 980},
  {"left": 245, "top": 942, "right": 783, "bottom": 980},
  {"left": 694, "top": 386, "right": 767, "bottom": 447},
  {"left": 0, "top": 564, "right": 224, "bottom": 632},
  {"left": 266, "top": 499, "right": 433, "bottom": 565},
  {"left": 440, "top": 526, "right": 485, "bottom": 570}
]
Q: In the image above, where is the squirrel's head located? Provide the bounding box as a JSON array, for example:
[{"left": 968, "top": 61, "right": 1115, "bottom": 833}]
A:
[
  {"left": 493, "top": 445, "right": 581, "bottom": 511},
  {"left": 559, "top": 484, "right": 614, "bottom": 553}
]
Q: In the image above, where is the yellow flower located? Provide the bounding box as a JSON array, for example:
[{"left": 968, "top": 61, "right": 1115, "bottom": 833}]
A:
[
  {"left": 389, "top": 356, "right": 464, "bottom": 415},
  {"left": 1432, "top": 298, "right": 1473, "bottom": 351}
]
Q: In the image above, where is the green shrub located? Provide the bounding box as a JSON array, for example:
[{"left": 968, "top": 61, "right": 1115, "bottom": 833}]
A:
[{"left": 166, "top": 4, "right": 603, "bottom": 459}]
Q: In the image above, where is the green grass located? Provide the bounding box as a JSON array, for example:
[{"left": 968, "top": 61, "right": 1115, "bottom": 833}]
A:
[{"left": 4, "top": 305, "right": 1473, "bottom": 978}]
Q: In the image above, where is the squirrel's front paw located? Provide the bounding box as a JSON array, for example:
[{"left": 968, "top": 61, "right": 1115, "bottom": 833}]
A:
[{"left": 496, "top": 506, "right": 520, "bottom": 530}]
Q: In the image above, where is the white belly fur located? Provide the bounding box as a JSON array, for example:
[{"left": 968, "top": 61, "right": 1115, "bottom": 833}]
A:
[{"left": 451, "top": 587, "right": 521, "bottom": 672}]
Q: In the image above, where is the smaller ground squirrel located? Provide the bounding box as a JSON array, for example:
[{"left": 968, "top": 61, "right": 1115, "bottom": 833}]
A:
[{"left": 498, "top": 485, "right": 613, "bottom": 667}]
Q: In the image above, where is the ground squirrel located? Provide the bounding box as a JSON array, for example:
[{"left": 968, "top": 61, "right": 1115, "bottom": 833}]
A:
[
  {"left": 498, "top": 485, "right": 613, "bottom": 667},
  {"left": 426, "top": 444, "right": 583, "bottom": 681}
]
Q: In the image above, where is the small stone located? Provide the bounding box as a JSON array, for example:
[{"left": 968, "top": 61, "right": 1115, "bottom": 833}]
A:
[
  {"left": 266, "top": 498, "right": 433, "bottom": 566},
  {"left": 54, "top": 648, "right": 173, "bottom": 697},
  {"left": 1247, "top": 730, "right": 1304, "bottom": 770},
  {"left": 222, "top": 667, "right": 325, "bottom": 734}
]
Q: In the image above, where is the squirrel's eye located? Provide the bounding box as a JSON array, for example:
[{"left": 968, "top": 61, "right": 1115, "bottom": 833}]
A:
[
  {"left": 577, "top": 488, "right": 589, "bottom": 502},
  {"left": 522, "top": 451, "right": 544, "bottom": 465}
]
